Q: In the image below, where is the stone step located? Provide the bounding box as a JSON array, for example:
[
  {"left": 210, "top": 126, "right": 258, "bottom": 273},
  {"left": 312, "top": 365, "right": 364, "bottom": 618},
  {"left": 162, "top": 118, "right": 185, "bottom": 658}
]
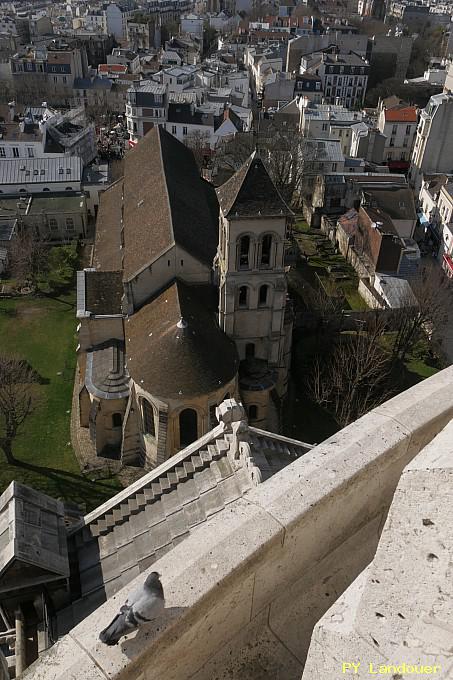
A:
[
  {"left": 207, "top": 443, "right": 220, "bottom": 460},
  {"left": 183, "top": 460, "right": 195, "bottom": 476},
  {"left": 167, "top": 471, "right": 179, "bottom": 486},
  {"left": 199, "top": 448, "right": 212, "bottom": 463},
  {"left": 134, "top": 492, "right": 147, "bottom": 508},
  {"left": 160, "top": 477, "right": 171, "bottom": 493},
  {"left": 175, "top": 466, "right": 188, "bottom": 482},
  {"left": 127, "top": 497, "right": 139, "bottom": 514},
  {"left": 151, "top": 482, "right": 162, "bottom": 497},
  {"left": 190, "top": 454, "right": 203, "bottom": 470},
  {"left": 143, "top": 487, "right": 155, "bottom": 501}
]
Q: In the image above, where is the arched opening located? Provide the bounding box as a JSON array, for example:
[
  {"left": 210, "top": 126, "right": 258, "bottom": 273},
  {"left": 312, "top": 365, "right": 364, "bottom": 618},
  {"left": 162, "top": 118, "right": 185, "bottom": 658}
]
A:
[
  {"left": 258, "top": 284, "right": 269, "bottom": 307},
  {"left": 238, "top": 235, "right": 250, "bottom": 269},
  {"left": 179, "top": 408, "right": 198, "bottom": 448},
  {"left": 248, "top": 405, "right": 258, "bottom": 420},
  {"left": 141, "top": 399, "right": 155, "bottom": 437},
  {"left": 112, "top": 413, "right": 122, "bottom": 428},
  {"left": 209, "top": 404, "right": 218, "bottom": 428},
  {"left": 224, "top": 392, "right": 230, "bottom": 400},
  {"left": 238, "top": 285, "right": 248, "bottom": 308},
  {"left": 260, "top": 234, "right": 273, "bottom": 267},
  {"left": 245, "top": 342, "right": 255, "bottom": 358}
]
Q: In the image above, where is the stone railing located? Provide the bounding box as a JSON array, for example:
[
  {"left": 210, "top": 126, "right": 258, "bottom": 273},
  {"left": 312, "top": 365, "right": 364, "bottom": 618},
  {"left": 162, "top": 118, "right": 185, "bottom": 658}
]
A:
[{"left": 24, "top": 366, "right": 453, "bottom": 680}]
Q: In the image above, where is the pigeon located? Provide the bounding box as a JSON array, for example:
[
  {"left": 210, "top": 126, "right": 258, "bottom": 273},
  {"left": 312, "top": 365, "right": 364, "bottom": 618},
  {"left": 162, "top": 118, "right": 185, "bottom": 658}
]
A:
[{"left": 99, "top": 572, "right": 165, "bottom": 646}]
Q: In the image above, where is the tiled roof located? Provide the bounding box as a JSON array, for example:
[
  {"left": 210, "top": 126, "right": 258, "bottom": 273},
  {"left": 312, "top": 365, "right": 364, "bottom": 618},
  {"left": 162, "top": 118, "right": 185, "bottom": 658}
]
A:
[
  {"left": 384, "top": 106, "right": 417, "bottom": 123},
  {"left": 84, "top": 270, "right": 123, "bottom": 315},
  {"left": 121, "top": 126, "right": 219, "bottom": 279},
  {"left": 216, "top": 153, "right": 291, "bottom": 218},
  {"left": 126, "top": 280, "right": 239, "bottom": 399},
  {"left": 92, "top": 179, "right": 123, "bottom": 271}
]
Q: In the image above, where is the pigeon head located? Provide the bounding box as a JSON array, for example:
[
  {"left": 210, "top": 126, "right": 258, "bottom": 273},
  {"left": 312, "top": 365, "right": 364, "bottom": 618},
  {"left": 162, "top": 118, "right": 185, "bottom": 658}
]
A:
[{"left": 144, "top": 572, "right": 163, "bottom": 594}]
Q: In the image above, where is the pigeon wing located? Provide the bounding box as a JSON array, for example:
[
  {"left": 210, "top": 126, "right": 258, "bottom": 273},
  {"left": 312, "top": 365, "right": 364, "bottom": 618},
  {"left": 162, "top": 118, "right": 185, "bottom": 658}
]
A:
[{"left": 132, "top": 588, "right": 165, "bottom": 623}]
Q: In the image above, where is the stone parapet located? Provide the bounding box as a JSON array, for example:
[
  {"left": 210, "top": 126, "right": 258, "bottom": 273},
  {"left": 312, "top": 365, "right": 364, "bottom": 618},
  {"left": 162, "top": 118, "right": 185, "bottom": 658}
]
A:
[{"left": 23, "top": 366, "right": 453, "bottom": 680}]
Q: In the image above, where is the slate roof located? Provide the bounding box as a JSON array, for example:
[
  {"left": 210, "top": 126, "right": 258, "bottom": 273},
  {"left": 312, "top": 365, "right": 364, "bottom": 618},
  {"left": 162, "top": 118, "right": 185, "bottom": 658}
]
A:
[
  {"left": 120, "top": 126, "right": 219, "bottom": 279},
  {"left": 84, "top": 270, "right": 123, "bottom": 315},
  {"left": 126, "top": 280, "right": 239, "bottom": 399},
  {"left": 216, "top": 153, "right": 291, "bottom": 218}
]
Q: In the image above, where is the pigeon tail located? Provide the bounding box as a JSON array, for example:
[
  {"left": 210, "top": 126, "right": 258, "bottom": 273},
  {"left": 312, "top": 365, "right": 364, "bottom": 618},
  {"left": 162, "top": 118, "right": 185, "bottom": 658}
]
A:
[{"left": 99, "top": 611, "right": 134, "bottom": 646}]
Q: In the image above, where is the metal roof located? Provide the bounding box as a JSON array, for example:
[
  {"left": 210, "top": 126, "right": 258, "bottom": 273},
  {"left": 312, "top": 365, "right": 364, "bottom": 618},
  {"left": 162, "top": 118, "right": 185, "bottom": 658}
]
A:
[{"left": 0, "top": 156, "right": 82, "bottom": 186}]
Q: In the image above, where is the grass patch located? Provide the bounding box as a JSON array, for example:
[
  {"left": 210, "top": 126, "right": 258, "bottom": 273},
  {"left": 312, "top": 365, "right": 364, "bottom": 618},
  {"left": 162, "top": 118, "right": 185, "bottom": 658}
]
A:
[{"left": 0, "top": 293, "right": 121, "bottom": 512}]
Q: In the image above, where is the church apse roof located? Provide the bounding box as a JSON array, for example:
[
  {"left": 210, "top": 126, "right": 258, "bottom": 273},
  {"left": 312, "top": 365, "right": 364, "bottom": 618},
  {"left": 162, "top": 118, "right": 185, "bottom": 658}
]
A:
[
  {"left": 216, "top": 152, "right": 292, "bottom": 218},
  {"left": 125, "top": 280, "right": 238, "bottom": 399}
]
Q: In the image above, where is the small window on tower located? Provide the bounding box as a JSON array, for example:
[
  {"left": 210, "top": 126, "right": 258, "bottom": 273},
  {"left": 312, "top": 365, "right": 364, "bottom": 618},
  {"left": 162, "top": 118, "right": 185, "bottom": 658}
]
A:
[
  {"left": 238, "top": 286, "right": 248, "bottom": 308},
  {"left": 258, "top": 285, "right": 268, "bottom": 307}
]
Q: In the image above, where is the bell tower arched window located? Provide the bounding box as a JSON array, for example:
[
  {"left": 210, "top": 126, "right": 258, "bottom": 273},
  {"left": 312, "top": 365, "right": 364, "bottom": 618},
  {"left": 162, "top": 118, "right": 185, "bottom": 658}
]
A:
[
  {"left": 238, "top": 235, "right": 251, "bottom": 270},
  {"left": 260, "top": 234, "right": 273, "bottom": 267}
]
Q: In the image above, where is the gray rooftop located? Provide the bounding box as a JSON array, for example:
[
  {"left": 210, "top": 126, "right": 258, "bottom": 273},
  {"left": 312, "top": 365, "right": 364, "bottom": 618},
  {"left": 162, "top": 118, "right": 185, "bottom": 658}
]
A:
[{"left": 0, "top": 156, "right": 82, "bottom": 186}]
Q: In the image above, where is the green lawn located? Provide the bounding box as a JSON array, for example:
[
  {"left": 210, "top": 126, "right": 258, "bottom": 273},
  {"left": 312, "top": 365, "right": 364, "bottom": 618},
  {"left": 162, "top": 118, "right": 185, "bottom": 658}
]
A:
[{"left": 0, "top": 293, "right": 121, "bottom": 512}]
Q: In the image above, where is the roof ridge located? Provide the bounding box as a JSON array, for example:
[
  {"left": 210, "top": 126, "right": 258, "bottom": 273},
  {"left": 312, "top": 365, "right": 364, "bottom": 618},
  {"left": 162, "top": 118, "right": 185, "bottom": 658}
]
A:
[{"left": 156, "top": 126, "right": 176, "bottom": 247}]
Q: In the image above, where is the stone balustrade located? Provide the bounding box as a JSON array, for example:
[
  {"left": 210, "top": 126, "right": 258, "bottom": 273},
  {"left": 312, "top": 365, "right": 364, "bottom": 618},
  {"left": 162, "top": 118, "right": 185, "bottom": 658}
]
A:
[{"left": 24, "top": 365, "right": 453, "bottom": 680}]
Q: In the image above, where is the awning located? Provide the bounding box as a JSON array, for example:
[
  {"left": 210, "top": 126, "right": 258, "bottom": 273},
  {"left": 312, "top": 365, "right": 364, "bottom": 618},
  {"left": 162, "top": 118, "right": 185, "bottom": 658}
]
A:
[{"left": 388, "top": 160, "right": 410, "bottom": 170}]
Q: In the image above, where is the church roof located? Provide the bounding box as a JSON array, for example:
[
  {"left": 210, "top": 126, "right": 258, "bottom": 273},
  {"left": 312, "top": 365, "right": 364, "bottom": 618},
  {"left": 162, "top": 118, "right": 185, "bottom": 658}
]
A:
[
  {"left": 92, "top": 127, "right": 219, "bottom": 280},
  {"left": 84, "top": 271, "right": 123, "bottom": 315},
  {"left": 216, "top": 153, "right": 292, "bottom": 218},
  {"left": 125, "top": 280, "right": 239, "bottom": 399}
]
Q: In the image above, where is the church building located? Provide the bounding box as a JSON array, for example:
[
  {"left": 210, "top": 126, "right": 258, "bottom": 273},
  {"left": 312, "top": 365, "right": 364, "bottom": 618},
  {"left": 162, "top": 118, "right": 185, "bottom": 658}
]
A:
[{"left": 76, "top": 126, "right": 293, "bottom": 467}]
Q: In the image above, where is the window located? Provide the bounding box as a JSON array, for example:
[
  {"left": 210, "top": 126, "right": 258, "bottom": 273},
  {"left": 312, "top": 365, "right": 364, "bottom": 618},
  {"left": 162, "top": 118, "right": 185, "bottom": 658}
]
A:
[
  {"left": 403, "top": 137, "right": 408, "bottom": 148},
  {"left": 27, "top": 147, "right": 34, "bottom": 158},
  {"left": 112, "top": 413, "right": 122, "bottom": 428},
  {"left": 0, "top": 148, "right": 4, "bottom": 157},
  {"left": 49, "top": 218, "right": 58, "bottom": 232},
  {"left": 248, "top": 405, "right": 258, "bottom": 420},
  {"left": 245, "top": 343, "right": 255, "bottom": 358},
  {"left": 142, "top": 399, "right": 155, "bottom": 437},
  {"left": 392, "top": 125, "right": 397, "bottom": 135},
  {"left": 260, "top": 234, "right": 272, "bottom": 267},
  {"left": 389, "top": 137, "right": 395, "bottom": 147},
  {"left": 238, "top": 235, "right": 250, "bottom": 269},
  {"left": 65, "top": 187, "right": 72, "bottom": 191},
  {"left": 172, "top": 125, "right": 177, "bottom": 134},
  {"left": 258, "top": 284, "right": 268, "bottom": 307},
  {"left": 238, "top": 286, "right": 248, "bottom": 308},
  {"left": 182, "top": 126, "right": 188, "bottom": 135},
  {"left": 209, "top": 404, "right": 218, "bottom": 428},
  {"left": 179, "top": 408, "right": 197, "bottom": 448},
  {"left": 406, "top": 124, "right": 412, "bottom": 135},
  {"left": 322, "top": 122, "right": 328, "bottom": 131},
  {"left": 66, "top": 218, "right": 74, "bottom": 232},
  {"left": 12, "top": 147, "right": 19, "bottom": 158},
  {"left": 332, "top": 163, "right": 337, "bottom": 172}
]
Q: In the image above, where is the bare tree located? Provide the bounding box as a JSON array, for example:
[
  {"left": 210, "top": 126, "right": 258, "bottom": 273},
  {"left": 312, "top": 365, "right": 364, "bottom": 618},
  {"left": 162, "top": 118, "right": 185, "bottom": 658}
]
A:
[
  {"left": 0, "top": 355, "right": 36, "bottom": 464},
  {"left": 9, "top": 228, "right": 48, "bottom": 290},
  {"left": 390, "top": 266, "right": 450, "bottom": 363},
  {"left": 307, "top": 317, "right": 392, "bottom": 427},
  {"left": 185, "top": 130, "right": 211, "bottom": 171},
  {"left": 214, "top": 123, "right": 315, "bottom": 207}
]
